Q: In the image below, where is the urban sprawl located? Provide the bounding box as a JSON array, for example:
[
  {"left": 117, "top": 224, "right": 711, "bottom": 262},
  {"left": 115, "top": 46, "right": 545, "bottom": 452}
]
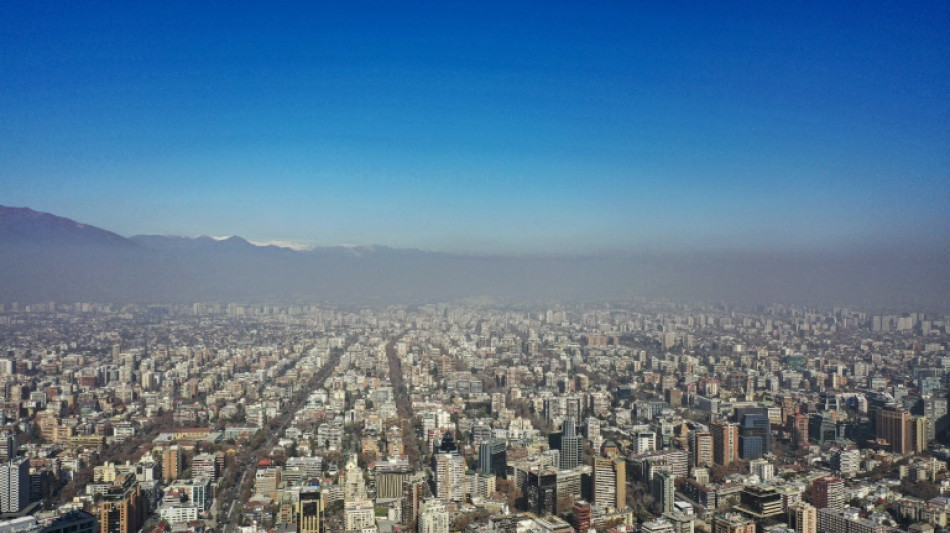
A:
[{"left": 0, "top": 302, "right": 947, "bottom": 533}]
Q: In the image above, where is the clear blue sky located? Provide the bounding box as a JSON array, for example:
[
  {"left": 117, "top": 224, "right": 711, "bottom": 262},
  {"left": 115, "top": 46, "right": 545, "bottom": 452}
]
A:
[{"left": 2, "top": 2, "right": 948, "bottom": 253}]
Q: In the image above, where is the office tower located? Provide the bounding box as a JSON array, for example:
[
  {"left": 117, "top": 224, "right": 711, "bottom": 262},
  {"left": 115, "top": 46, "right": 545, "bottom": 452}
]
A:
[
  {"left": 711, "top": 423, "right": 739, "bottom": 466},
  {"left": 875, "top": 405, "right": 926, "bottom": 455},
  {"left": 790, "top": 502, "right": 818, "bottom": 533},
  {"left": 790, "top": 413, "right": 809, "bottom": 446},
  {"left": 296, "top": 488, "right": 323, "bottom": 533},
  {"left": 738, "top": 413, "right": 771, "bottom": 460},
  {"left": 479, "top": 439, "right": 507, "bottom": 478},
  {"left": 560, "top": 420, "right": 582, "bottom": 470},
  {"left": 526, "top": 469, "right": 558, "bottom": 516},
  {"left": 592, "top": 457, "right": 625, "bottom": 509},
  {"left": 812, "top": 476, "right": 844, "bottom": 510},
  {"left": 162, "top": 445, "right": 182, "bottom": 483},
  {"left": 809, "top": 414, "right": 838, "bottom": 445},
  {"left": 434, "top": 451, "right": 465, "bottom": 502},
  {"left": 0, "top": 458, "right": 29, "bottom": 513},
  {"left": 689, "top": 431, "right": 713, "bottom": 467},
  {"left": 876, "top": 405, "right": 909, "bottom": 454},
  {"left": 652, "top": 471, "right": 675, "bottom": 515},
  {"left": 99, "top": 474, "right": 143, "bottom": 533},
  {"left": 418, "top": 499, "right": 450, "bottom": 533}
]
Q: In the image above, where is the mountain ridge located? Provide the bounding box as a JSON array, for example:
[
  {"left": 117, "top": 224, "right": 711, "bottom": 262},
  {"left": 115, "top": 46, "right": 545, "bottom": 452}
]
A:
[{"left": 1, "top": 205, "right": 948, "bottom": 310}]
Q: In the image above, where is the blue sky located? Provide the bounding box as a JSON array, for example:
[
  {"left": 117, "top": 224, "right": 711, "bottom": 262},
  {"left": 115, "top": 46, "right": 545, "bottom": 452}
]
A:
[{"left": 2, "top": 2, "right": 948, "bottom": 253}]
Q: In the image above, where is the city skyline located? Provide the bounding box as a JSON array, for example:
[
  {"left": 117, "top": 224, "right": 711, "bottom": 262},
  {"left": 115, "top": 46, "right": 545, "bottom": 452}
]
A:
[{"left": 3, "top": 3, "right": 949, "bottom": 254}]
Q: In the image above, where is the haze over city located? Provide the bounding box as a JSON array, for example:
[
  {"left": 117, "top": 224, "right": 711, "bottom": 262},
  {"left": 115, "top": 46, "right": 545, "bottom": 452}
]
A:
[{"left": 6, "top": 5, "right": 950, "bottom": 533}]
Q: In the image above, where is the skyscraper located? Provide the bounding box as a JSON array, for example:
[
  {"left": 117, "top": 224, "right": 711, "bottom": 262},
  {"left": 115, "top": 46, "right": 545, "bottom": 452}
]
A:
[
  {"left": 526, "top": 469, "right": 558, "bottom": 516},
  {"left": 296, "top": 488, "right": 323, "bottom": 533},
  {"left": 162, "top": 445, "right": 182, "bottom": 483},
  {"left": 711, "top": 422, "right": 739, "bottom": 466},
  {"left": 739, "top": 413, "right": 771, "bottom": 460},
  {"left": 652, "top": 471, "right": 675, "bottom": 515},
  {"left": 592, "top": 457, "right": 625, "bottom": 509},
  {"left": 876, "top": 405, "right": 924, "bottom": 455},
  {"left": 99, "top": 474, "right": 143, "bottom": 533},
  {"left": 434, "top": 451, "right": 465, "bottom": 502},
  {"left": 689, "top": 431, "right": 713, "bottom": 467},
  {"left": 0, "top": 457, "right": 29, "bottom": 513},
  {"left": 812, "top": 476, "right": 844, "bottom": 511},
  {"left": 560, "top": 420, "right": 582, "bottom": 470},
  {"left": 479, "top": 439, "right": 507, "bottom": 478}
]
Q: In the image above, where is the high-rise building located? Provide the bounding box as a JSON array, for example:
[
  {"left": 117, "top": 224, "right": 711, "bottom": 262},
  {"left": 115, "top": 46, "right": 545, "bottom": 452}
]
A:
[
  {"left": 479, "top": 439, "right": 507, "bottom": 478},
  {"left": 739, "top": 413, "right": 771, "bottom": 460},
  {"left": 256, "top": 467, "right": 282, "bottom": 500},
  {"left": 592, "top": 457, "right": 625, "bottom": 510},
  {"left": 876, "top": 405, "right": 912, "bottom": 455},
  {"left": 434, "top": 451, "right": 465, "bottom": 502},
  {"left": 689, "top": 431, "right": 713, "bottom": 467},
  {"left": 560, "top": 421, "right": 582, "bottom": 470},
  {"left": 811, "top": 476, "right": 844, "bottom": 511},
  {"left": 418, "top": 499, "right": 450, "bottom": 533},
  {"left": 375, "top": 457, "right": 412, "bottom": 500},
  {"left": 790, "top": 413, "right": 809, "bottom": 446},
  {"left": 296, "top": 488, "right": 323, "bottom": 533},
  {"left": 831, "top": 449, "right": 860, "bottom": 475},
  {"left": 749, "top": 458, "right": 774, "bottom": 482},
  {"left": 401, "top": 478, "right": 427, "bottom": 525},
  {"left": 0, "top": 458, "right": 29, "bottom": 513},
  {"left": 789, "top": 502, "right": 818, "bottom": 533},
  {"left": 162, "top": 445, "right": 182, "bottom": 483},
  {"left": 912, "top": 415, "right": 928, "bottom": 454},
  {"left": 342, "top": 457, "right": 365, "bottom": 501},
  {"left": 923, "top": 395, "right": 948, "bottom": 442},
  {"left": 99, "top": 474, "right": 143, "bottom": 533},
  {"left": 652, "top": 471, "right": 675, "bottom": 515},
  {"left": 809, "top": 414, "right": 838, "bottom": 445},
  {"left": 711, "top": 423, "right": 739, "bottom": 466},
  {"left": 0, "top": 431, "right": 17, "bottom": 462},
  {"left": 526, "top": 469, "right": 558, "bottom": 516}
]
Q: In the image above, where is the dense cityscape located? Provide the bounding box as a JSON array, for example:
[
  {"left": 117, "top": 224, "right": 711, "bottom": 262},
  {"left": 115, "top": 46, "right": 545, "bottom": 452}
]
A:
[
  {"left": 4, "top": 2, "right": 949, "bottom": 533},
  {"left": 0, "top": 300, "right": 948, "bottom": 533}
]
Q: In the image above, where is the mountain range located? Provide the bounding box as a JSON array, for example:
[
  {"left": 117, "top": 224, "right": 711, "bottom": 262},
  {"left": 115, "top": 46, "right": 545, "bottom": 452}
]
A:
[{"left": 1, "top": 205, "right": 947, "bottom": 310}]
